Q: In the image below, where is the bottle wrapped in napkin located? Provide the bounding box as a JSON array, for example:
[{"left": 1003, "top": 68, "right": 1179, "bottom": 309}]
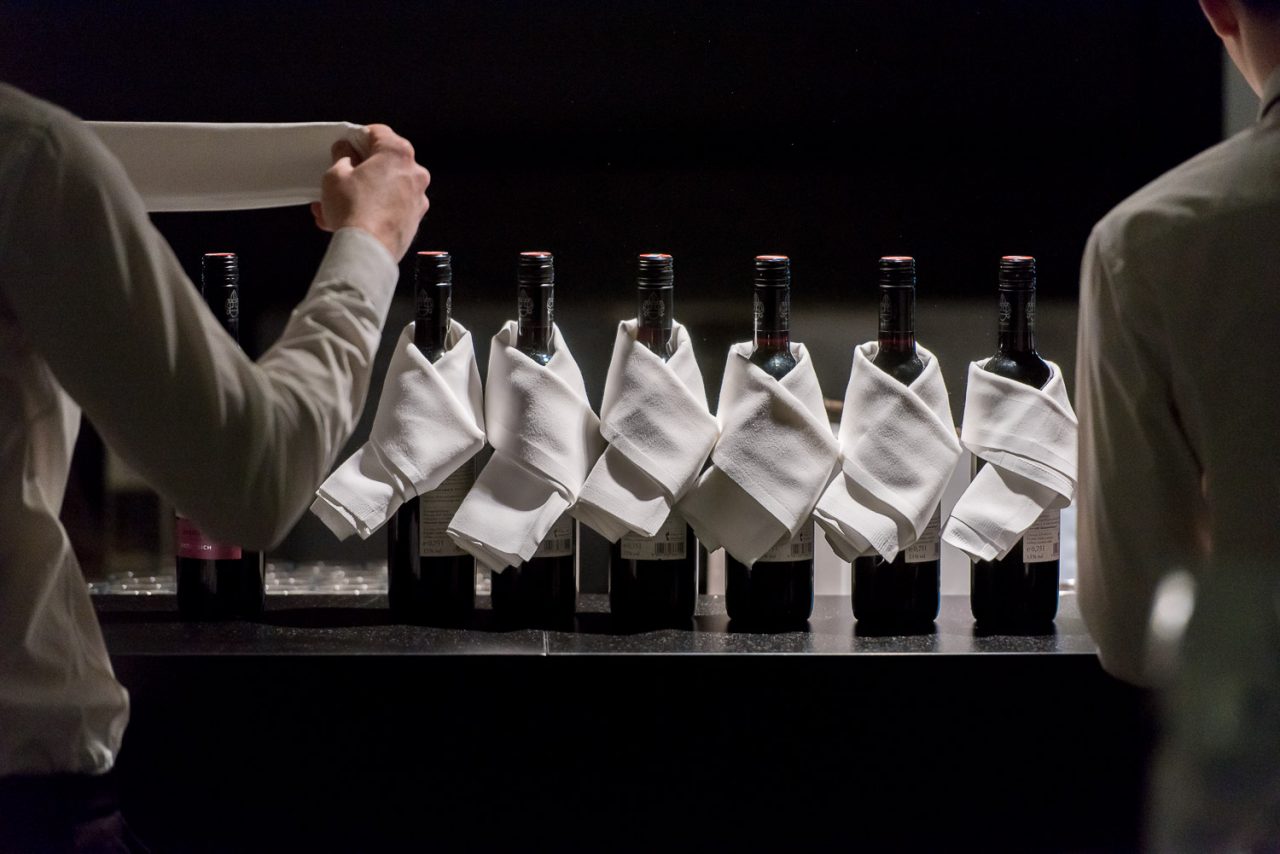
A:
[
  {"left": 942, "top": 360, "right": 1078, "bottom": 562},
  {"left": 447, "top": 322, "right": 604, "bottom": 573},
  {"left": 574, "top": 319, "right": 718, "bottom": 542},
  {"left": 679, "top": 342, "right": 838, "bottom": 567},
  {"left": 310, "top": 320, "right": 485, "bottom": 540},
  {"left": 815, "top": 342, "right": 962, "bottom": 562},
  {"left": 86, "top": 121, "right": 369, "bottom": 211}
]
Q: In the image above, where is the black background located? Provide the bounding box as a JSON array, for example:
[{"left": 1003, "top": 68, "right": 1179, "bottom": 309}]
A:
[
  {"left": 0, "top": 0, "right": 1221, "bottom": 309},
  {"left": 1, "top": 0, "right": 1226, "bottom": 567}
]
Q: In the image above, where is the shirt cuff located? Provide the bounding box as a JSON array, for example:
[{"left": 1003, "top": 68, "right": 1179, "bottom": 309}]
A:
[{"left": 315, "top": 227, "right": 400, "bottom": 321}]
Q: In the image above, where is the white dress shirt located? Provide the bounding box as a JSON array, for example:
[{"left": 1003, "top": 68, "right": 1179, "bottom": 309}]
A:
[
  {"left": 1076, "top": 68, "right": 1280, "bottom": 686},
  {"left": 0, "top": 84, "right": 398, "bottom": 776}
]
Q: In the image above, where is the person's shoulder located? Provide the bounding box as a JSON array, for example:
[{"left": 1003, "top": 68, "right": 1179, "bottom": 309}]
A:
[
  {"left": 0, "top": 83, "right": 117, "bottom": 172},
  {"left": 1093, "top": 123, "right": 1280, "bottom": 259}
]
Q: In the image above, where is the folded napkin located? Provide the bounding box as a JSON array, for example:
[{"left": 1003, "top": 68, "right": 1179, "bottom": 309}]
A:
[
  {"left": 814, "top": 343, "right": 962, "bottom": 563},
  {"left": 87, "top": 121, "right": 369, "bottom": 212},
  {"left": 447, "top": 322, "right": 604, "bottom": 572},
  {"left": 574, "top": 320, "right": 718, "bottom": 542},
  {"left": 679, "top": 342, "right": 838, "bottom": 567},
  {"left": 310, "top": 320, "right": 485, "bottom": 540},
  {"left": 941, "top": 359, "right": 1078, "bottom": 562}
]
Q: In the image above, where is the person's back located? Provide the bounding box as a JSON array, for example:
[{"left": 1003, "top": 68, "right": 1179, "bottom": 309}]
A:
[
  {"left": 1076, "top": 73, "right": 1280, "bottom": 683},
  {"left": 1076, "top": 0, "right": 1280, "bottom": 846}
]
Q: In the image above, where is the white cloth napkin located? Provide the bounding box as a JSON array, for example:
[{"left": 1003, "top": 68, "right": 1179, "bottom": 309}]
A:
[
  {"left": 679, "top": 342, "right": 838, "bottom": 567},
  {"left": 87, "top": 121, "right": 369, "bottom": 212},
  {"left": 942, "top": 359, "right": 1078, "bottom": 562},
  {"left": 574, "top": 320, "right": 718, "bottom": 542},
  {"left": 814, "top": 343, "right": 962, "bottom": 563},
  {"left": 447, "top": 322, "right": 604, "bottom": 572},
  {"left": 310, "top": 320, "right": 485, "bottom": 540}
]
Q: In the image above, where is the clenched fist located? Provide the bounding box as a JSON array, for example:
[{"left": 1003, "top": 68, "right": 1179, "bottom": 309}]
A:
[{"left": 311, "top": 124, "right": 430, "bottom": 261}]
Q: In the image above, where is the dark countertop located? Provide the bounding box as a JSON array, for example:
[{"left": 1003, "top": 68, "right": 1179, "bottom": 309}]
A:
[
  {"left": 95, "top": 592, "right": 1096, "bottom": 658},
  {"left": 99, "top": 590, "right": 1146, "bottom": 854}
]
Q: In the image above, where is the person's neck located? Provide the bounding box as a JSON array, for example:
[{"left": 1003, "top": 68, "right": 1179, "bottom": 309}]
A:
[{"left": 1238, "top": 20, "right": 1280, "bottom": 96}]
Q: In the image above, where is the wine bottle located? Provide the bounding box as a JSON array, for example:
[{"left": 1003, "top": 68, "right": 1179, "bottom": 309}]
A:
[
  {"left": 970, "top": 255, "right": 1060, "bottom": 628},
  {"left": 176, "top": 252, "right": 264, "bottom": 620},
  {"left": 724, "top": 255, "right": 815, "bottom": 626},
  {"left": 852, "top": 257, "right": 941, "bottom": 629},
  {"left": 608, "top": 253, "right": 700, "bottom": 626},
  {"left": 387, "top": 251, "right": 477, "bottom": 623},
  {"left": 489, "top": 251, "right": 579, "bottom": 626}
]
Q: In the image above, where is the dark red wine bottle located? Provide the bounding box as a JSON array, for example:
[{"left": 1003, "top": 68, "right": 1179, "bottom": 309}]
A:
[
  {"left": 724, "top": 255, "right": 815, "bottom": 626},
  {"left": 176, "top": 253, "right": 265, "bottom": 620},
  {"left": 852, "top": 257, "right": 941, "bottom": 629},
  {"left": 970, "top": 256, "right": 1060, "bottom": 628},
  {"left": 608, "top": 254, "right": 700, "bottom": 627},
  {"left": 387, "top": 252, "right": 477, "bottom": 623},
  {"left": 489, "top": 251, "right": 578, "bottom": 626}
]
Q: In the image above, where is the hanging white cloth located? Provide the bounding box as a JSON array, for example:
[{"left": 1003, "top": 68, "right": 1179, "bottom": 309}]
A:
[
  {"left": 679, "top": 342, "right": 838, "bottom": 567},
  {"left": 310, "top": 321, "right": 485, "bottom": 541},
  {"left": 86, "top": 121, "right": 369, "bottom": 211},
  {"left": 574, "top": 320, "right": 718, "bottom": 542},
  {"left": 447, "top": 322, "right": 603, "bottom": 572},
  {"left": 814, "top": 342, "right": 961, "bottom": 562},
  {"left": 942, "top": 359, "right": 1078, "bottom": 562}
]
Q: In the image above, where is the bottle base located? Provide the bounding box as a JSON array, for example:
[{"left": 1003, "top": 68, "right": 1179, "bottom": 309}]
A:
[
  {"left": 970, "top": 560, "right": 1060, "bottom": 632},
  {"left": 609, "top": 561, "right": 697, "bottom": 628},
  {"left": 490, "top": 559, "right": 577, "bottom": 628},
  {"left": 852, "top": 557, "right": 940, "bottom": 630},
  {"left": 725, "top": 559, "right": 814, "bottom": 627}
]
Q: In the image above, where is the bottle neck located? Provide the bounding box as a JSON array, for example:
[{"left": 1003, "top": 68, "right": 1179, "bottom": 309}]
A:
[
  {"left": 516, "top": 283, "right": 555, "bottom": 357},
  {"left": 753, "top": 285, "right": 792, "bottom": 355},
  {"left": 414, "top": 283, "right": 452, "bottom": 362},
  {"left": 221, "top": 287, "right": 239, "bottom": 344},
  {"left": 877, "top": 286, "right": 916, "bottom": 356},
  {"left": 636, "top": 286, "right": 674, "bottom": 359},
  {"left": 996, "top": 287, "right": 1037, "bottom": 356}
]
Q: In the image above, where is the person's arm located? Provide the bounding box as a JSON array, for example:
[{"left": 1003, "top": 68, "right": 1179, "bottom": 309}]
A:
[
  {"left": 1075, "top": 226, "right": 1206, "bottom": 685},
  {"left": 0, "top": 112, "right": 428, "bottom": 549}
]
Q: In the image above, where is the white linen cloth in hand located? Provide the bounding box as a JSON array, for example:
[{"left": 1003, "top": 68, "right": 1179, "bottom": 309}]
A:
[
  {"left": 574, "top": 320, "right": 719, "bottom": 542},
  {"left": 942, "top": 359, "right": 1078, "bottom": 562},
  {"left": 86, "top": 121, "right": 369, "bottom": 212},
  {"left": 447, "top": 322, "right": 604, "bottom": 572},
  {"left": 679, "top": 342, "right": 838, "bottom": 566},
  {"left": 814, "top": 342, "right": 961, "bottom": 562},
  {"left": 309, "top": 320, "right": 485, "bottom": 541}
]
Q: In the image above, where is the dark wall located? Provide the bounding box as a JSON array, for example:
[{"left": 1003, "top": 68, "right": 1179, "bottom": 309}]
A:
[
  {"left": 8, "top": 0, "right": 1224, "bottom": 567},
  {"left": 1, "top": 0, "right": 1222, "bottom": 308}
]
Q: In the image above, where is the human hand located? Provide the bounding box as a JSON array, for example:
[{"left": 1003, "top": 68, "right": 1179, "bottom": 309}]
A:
[{"left": 311, "top": 124, "right": 430, "bottom": 260}]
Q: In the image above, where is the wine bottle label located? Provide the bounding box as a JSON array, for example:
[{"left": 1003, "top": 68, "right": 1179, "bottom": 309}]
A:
[
  {"left": 534, "top": 513, "right": 575, "bottom": 558},
  {"left": 904, "top": 506, "right": 942, "bottom": 564},
  {"left": 756, "top": 520, "right": 814, "bottom": 563},
  {"left": 419, "top": 461, "right": 474, "bottom": 558},
  {"left": 1022, "top": 509, "right": 1060, "bottom": 564},
  {"left": 175, "top": 515, "right": 241, "bottom": 560},
  {"left": 620, "top": 513, "right": 687, "bottom": 561}
]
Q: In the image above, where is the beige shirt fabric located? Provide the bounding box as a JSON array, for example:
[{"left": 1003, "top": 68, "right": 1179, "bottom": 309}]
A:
[
  {"left": 0, "top": 84, "right": 399, "bottom": 776},
  {"left": 1076, "top": 68, "right": 1280, "bottom": 686}
]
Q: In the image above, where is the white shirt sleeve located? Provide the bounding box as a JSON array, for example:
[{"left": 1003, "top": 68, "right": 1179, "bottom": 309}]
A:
[
  {"left": 1074, "top": 227, "right": 1207, "bottom": 686},
  {"left": 0, "top": 108, "right": 399, "bottom": 550}
]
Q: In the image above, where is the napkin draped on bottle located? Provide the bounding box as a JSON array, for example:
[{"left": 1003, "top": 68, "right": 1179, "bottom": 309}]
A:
[
  {"left": 814, "top": 342, "right": 962, "bottom": 563},
  {"left": 309, "top": 320, "right": 485, "bottom": 541},
  {"left": 447, "top": 322, "right": 604, "bottom": 573},
  {"left": 574, "top": 320, "right": 719, "bottom": 542},
  {"left": 86, "top": 121, "right": 369, "bottom": 212},
  {"left": 679, "top": 342, "right": 838, "bottom": 567},
  {"left": 941, "top": 359, "right": 1078, "bottom": 562}
]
